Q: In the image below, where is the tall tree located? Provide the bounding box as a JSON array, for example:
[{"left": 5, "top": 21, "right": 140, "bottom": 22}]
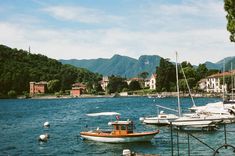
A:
[
  {"left": 156, "top": 58, "right": 176, "bottom": 92},
  {"left": 107, "top": 75, "right": 128, "bottom": 93},
  {"left": 47, "top": 79, "right": 61, "bottom": 93},
  {"left": 138, "top": 71, "right": 149, "bottom": 79},
  {"left": 224, "top": 0, "right": 235, "bottom": 42},
  {"left": 196, "top": 63, "right": 208, "bottom": 81},
  {"left": 129, "top": 80, "right": 141, "bottom": 91}
]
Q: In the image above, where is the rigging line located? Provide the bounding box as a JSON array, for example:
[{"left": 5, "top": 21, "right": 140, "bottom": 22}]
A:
[
  {"left": 179, "top": 62, "right": 196, "bottom": 107},
  {"left": 155, "top": 104, "right": 178, "bottom": 112}
]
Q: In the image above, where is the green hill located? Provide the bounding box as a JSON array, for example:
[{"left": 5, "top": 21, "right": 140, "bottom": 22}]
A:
[
  {"left": 0, "top": 45, "right": 101, "bottom": 98},
  {"left": 204, "top": 56, "right": 235, "bottom": 71},
  {"left": 60, "top": 54, "right": 162, "bottom": 78}
]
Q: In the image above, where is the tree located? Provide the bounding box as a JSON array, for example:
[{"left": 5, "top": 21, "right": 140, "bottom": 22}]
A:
[
  {"left": 207, "top": 69, "right": 220, "bottom": 76},
  {"left": 107, "top": 75, "right": 128, "bottom": 93},
  {"left": 181, "top": 61, "right": 193, "bottom": 68},
  {"left": 196, "top": 64, "right": 208, "bottom": 81},
  {"left": 129, "top": 80, "right": 141, "bottom": 91},
  {"left": 156, "top": 58, "right": 176, "bottom": 92},
  {"left": 8, "top": 90, "right": 17, "bottom": 98},
  {"left": 0, "top": 44, "right": 102, "bottom": 98},
  {"left": 138, "top": 71, "right": 149, "bottom": 79},
  {"left": 47, "top": 79, "right": 60, "bottom": 93},
  {"left": 224, "top": 0, "right": 235, "bottom": 42}
]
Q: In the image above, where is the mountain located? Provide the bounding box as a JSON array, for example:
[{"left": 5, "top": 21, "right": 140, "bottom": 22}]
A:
[
  {"left": 60, "top": 54, "right": 162, "bottom": 78},
  {"left": 204, "top": 56, "right": 235, "bottom": 71},
  {"left": 204, "top": 61, "right": 221, "bottom": 70}
]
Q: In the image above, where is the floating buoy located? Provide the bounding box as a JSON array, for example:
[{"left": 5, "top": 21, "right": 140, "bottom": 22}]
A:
[
  {"left": 139, "top": 117, "right": 145, "bottom": 122},
  {"left": 38, "top": 133, "right": 49, "bottom": 142},
  {"left": 43, "top": 121, "right": 50, "bottom": 128},
  {"left": 122, "top": 149, "right": 131, "bottom": 156}
]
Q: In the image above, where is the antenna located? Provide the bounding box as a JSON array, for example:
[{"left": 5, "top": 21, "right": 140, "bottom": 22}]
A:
[{"left": 28, "top": 46, "right": 31, "bottom": 53}]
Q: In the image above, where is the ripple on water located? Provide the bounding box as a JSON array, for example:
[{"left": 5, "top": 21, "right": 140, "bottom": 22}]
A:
[{"left": 1, "top": 97, "right": 233, "bottom": 156}]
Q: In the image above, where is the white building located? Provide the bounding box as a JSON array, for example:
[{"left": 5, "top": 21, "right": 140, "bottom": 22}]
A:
[
  {"left": 149, "top": 74, "right": 157, "bottom": 90},
  {"left": 198, "top": 79, "right": 207, "bottom": 91},
  {"left": 144, "top": 79, "right": 150, "bottom": 88},
  {"left": 100, "top": 76, "right": 109, "bottom": 91},
  {"left": 199, "top": 72, "right": 231, "bottom": 93}
]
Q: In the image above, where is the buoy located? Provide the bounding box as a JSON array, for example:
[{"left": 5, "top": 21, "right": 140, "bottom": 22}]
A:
[
  {"left": 38, "top": 133, "right": 49, "bottom": 142},
  {"left": 43, "top": 121, "right": 50, "bottom": 128},
  {"left": 122, "top": 149, "right": 131, "bottom": 156},
  {"left": 139, "top": 117, "right": 145, "bottom": 121}
]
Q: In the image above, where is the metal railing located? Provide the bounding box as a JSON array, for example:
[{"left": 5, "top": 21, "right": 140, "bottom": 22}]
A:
[{"left": 169, "top": 118, "right": 235, "bottom": 156}]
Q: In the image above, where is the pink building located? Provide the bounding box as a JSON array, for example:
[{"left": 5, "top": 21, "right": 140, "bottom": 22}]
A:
[
  {"left": 70, "top": 83, "right": 86, "bottom": 97},
  {"left": 30, "top": 81, "right": 48, "bottom": 95}
]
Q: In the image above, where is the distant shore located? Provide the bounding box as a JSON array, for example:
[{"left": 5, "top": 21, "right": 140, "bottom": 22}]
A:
[{"left": 16, "top": 92, "right": 224, "bottom": 100}]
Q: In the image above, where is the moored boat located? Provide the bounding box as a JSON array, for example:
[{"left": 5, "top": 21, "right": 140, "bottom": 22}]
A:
[
  {"left": 80, "top": 120, "right": 159, "bottom": 143},
  {"left": 140, "top": 111, "right": 178, "bottom": 125}
]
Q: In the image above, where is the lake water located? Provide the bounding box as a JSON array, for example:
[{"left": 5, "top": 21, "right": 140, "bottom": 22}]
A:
[{"left": 1, "top": 97, "right": 235, "bottom": 156}]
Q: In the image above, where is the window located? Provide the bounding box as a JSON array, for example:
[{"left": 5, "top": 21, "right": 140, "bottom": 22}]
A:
[{"left": 121, "top": 125, "right": 126, "bottom": 130}]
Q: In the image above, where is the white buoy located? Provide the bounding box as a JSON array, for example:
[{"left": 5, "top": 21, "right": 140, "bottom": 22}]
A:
[
  {"left": 38, "top": 133, "right": 49, "bottom": 142},
  {"left": 139, "top": 117, "right": 145, "bottom": 122},
  {"left": 122, "top": 149, "right": 131, "bottom": 156},
  {"left": 43, "top": 121, "right": 50, "bottom": 128}
]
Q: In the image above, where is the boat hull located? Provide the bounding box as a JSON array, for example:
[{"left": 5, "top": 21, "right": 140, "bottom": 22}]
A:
[
  {"left": 141, "top": 117, "right": 178, "bottom": 125},
  {"left": 80, "top": 131, "right": 159, "bottom": 143}
]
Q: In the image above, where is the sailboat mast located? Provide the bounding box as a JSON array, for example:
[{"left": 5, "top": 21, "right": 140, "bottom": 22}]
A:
[
  {"left": 176, "top": 52, "right": 181, "bottom": 117},
  {"left": 231, "top": 63, "right": 234, "bottom": 100},
  {"left": 223, "top": 59, "right": 225, "bottom": 105}
]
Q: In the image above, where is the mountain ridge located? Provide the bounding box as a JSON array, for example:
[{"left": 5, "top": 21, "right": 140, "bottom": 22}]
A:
[
  {"left": 60, "top": 55, "right": 235, "bottom": 78},
  {"left": 60, "top": 54, "right": 162, "bottom": 78}
]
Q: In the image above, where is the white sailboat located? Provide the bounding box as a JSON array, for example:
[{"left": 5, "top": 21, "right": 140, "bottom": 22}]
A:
[
  {"left": 188, "top": 62, "right": 235, "bottom": 123},
  {"left": 171, "top": 52, "right": 217, "bottom": 130},
  {"left": 139, "top": 53, "right": 181, "bottom": 125},
  {"left": 139, "top": 105, "right": 179, "bottom": 125}
]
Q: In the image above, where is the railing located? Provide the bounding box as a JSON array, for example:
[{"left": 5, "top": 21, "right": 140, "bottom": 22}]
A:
[{"left": 169, "top": 118, "right": 235, "bottom": 156}]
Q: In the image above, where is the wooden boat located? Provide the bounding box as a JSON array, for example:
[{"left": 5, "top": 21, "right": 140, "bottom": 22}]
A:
[{"left": 80, "top": 120, "right": 159, "bottom": 143}]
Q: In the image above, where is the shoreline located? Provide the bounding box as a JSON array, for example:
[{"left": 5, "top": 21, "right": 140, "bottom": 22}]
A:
[{"left": 15, "top": 92, "right": 224, "bottom": 100}]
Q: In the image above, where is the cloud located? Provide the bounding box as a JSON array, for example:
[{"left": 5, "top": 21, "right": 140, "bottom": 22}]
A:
[
  {"left": 43, "top": 5, "right": 123, "bottom": 24},
  {"left": 0, "top": 0, "right": 234, "bottom": 65}
]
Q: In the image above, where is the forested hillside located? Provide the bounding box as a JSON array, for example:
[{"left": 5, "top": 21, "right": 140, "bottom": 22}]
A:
[{"left": 0, "top": 45, "right": 101, "bottom": 98}]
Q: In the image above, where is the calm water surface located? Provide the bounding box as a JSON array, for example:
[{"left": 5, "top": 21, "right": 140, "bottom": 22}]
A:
[{"left": 1, "top": 97, "right": 235, "bottom": 156}]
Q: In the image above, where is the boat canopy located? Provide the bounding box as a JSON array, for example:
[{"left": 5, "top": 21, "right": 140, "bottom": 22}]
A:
[{"left": 109, "top": 120, "right": 132, "bottom": 125}]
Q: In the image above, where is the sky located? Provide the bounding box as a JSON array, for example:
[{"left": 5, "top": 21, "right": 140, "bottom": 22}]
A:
[{"left": 0, "top": 0, "right": 234, "bottom": 64}]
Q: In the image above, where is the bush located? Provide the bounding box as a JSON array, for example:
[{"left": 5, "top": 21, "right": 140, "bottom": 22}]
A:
[{"left": 8, "top": 90, "right": 17, "bottom": 98}]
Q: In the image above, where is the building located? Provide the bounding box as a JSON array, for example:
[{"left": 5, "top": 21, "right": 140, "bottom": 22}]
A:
[
  {"left": 149, "top": 74, "right": 157, "bottom": 90},
  {"left": 206, "top": 72, "right": 231, "bottom": 93},
  {"left": 144, "top": 79, "right": 150, "bottom": 88},
  {"left": 100, "top": 76, "right": 109, "bottom": 91},
  {"left": 70, "top": 82, "right": 86, "bottom": 97},
  {"left": 126, "top": 77, "right": 144, "bottom": 85},
  {"left": 30, "top": 81, "right": 48, "bottom": 95},
  {"left": 198, "top": 78, "right": 207, "bottom": 91}
]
